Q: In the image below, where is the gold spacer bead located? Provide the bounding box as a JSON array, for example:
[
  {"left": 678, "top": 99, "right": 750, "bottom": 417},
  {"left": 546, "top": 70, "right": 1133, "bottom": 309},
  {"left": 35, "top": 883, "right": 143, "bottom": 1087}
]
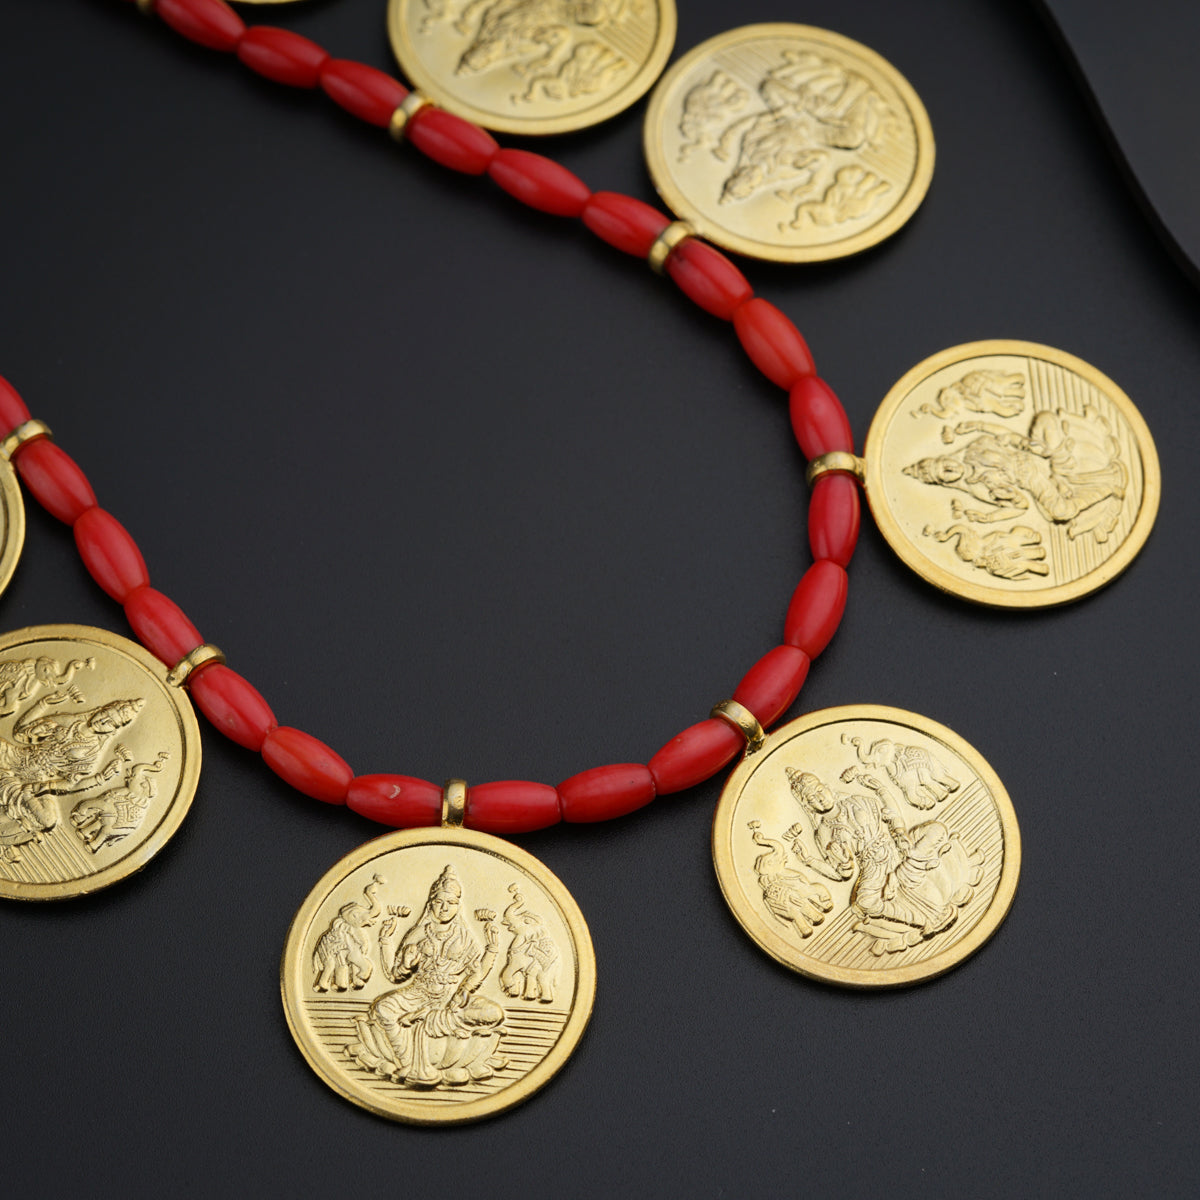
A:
[
  {"left": 441, "top": 779, "right": 467, "bottom": 828},
  {"left": 135, "top": 0, "right": 157, "bottom": 16},
  {"left": 166, "top": 644, "right": 226, "bottom": 688},
  {"left": 647, "top": 221, "right": 695, "bottom": 275},
  {"left": 805, "top": 451, "right": 866, "bottom": 487},
  {"left": 389, "top": 92, "right": 433, "bottom": 143},
  {"left": 710, "top": 699, "right": 766, "bottom": 756},
  {"left": 0, "top": 419, "right": 52, "bottom": 462}
]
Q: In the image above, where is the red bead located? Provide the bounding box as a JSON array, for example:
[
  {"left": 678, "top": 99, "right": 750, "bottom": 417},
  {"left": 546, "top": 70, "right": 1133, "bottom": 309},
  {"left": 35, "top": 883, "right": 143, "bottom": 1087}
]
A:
[
  {"left": 124, "top": 586, "right": 203, "bottom": 666},
  {"left": 581, "top": 192, "right": 671, "bottom": 257},
  {"left": 558, "top": 763, "right": 655, "bottom": 823},
  {"left": 73, "top": 508, "right": 149, "bottom": 603},
  {"left": 488, "top": 149, "right": 590, "bottom": 217},
  {"left": 0, "top": 376, "right": 30, "bottom": 434},
  {"left": 789, "top": 376, "right": 854, "bottom": 458},
  {"left": 665, "top": 239, "right": 753, "bottom": 320},
  {"left": 347, "top": 774, "right": 441, "bottom": 828},
  {"left": 649, "top": 718, "right": 742, "bottom": 795},
  {"left": 809, "top": 474, "right": 860, "bottom": 567},
  {"left": 783, "top": 561, "right": 848, "bottom": 659},
  {"left": 733, "top": 298, "right": 815, "bottom": 390},
  {"left": 14, "top": 439, "right": 96, "bottom": 524},
  {"left": 733, "top": 645, "right": 811, "bottom": 728},
  {"left": 466, "top": 781, "right": 561, "bottom": 835},
  {"left": 237, "top": 26, "right": 327, "bottom": 88},
  {"left": 155, "top": 0, "right": 245, "bottom": 52},
  {"left": 189, "top": 664, "right": 277, "bottom": 751},
  {"left": 407, "top": 108, "right": 498, "bottom": 175},
  {"left": 319, "top": 59, "right": 408, "bottom": 127},
  {"left": 262, "top": 726, "right": 352, "bottom": 805}
]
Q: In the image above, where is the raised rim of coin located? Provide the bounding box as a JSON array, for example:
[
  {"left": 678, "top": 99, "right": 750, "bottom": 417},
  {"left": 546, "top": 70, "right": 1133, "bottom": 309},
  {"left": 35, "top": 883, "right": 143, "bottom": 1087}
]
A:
[
  {"left": 0, "top": 623, "right": 201, "bottom": 901},
  {"left": 863, "top": 339, "right": 1161, "bottom": 608},
  {"left": 387, "top": 0, "right": 678, "bottom": 136},
  {"left": 281, "top": 826, "right": 596, "bottom": 1124},
  {"left": 712, "top": 704, "right": 1021, "bottom": 988},
  {"left": 0, "top": 459, "right": 25, "bottom": 602},
  {"left": 643, "top": 22, "right": 935, "bottom": 262}
]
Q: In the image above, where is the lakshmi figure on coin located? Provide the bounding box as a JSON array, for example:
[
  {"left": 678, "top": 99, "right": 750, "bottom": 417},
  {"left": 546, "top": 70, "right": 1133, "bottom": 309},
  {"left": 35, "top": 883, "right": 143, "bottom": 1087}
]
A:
[{"left": 351, "top": 865, "right": 509, "bottom": 1088}]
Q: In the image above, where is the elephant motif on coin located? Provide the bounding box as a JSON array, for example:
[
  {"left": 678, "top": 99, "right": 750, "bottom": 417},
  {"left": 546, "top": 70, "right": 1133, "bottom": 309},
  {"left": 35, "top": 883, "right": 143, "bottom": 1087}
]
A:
[
  {"left": 312, "top": 874, "right": 386, "bottom": 993},
  {"left": 747, "top": 820, "right": 833, "bottom": 940},
  {"left": 498, "top": 882, "right": 560, "bottom": 1002},
  {"left": 69, "top": 750, "right": 170, "bottom": 853}
]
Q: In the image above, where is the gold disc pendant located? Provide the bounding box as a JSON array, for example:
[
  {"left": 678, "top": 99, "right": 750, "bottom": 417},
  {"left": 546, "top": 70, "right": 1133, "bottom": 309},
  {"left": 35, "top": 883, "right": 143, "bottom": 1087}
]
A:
[
  {"left": 861, "top": 340, "right": 1161, "bottom": 607},
  {"left": 281, "top": 823, "right": 596, "bottom": 1124},
  {"left": 643, "top": 23, "right": 934, "bottom": 262},
  {"left": 0, "top": 624, "right": 202, "bottom": 900},
  {"left": 0, "top": 453, "right": 26, "bottom": 601},
  {"left": 712, "top": 706, "right": 1020, "bottom": 988},
  {"left": 387, "top": 0, "right": 678, "bottom": 136}
]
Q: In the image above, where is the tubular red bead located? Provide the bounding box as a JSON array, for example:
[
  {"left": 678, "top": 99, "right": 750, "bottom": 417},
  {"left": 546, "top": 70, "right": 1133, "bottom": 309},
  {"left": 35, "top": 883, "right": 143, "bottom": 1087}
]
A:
[
  {"left": 581, "top": 191, "right": 671, "bottom": 257},
  {"left": 262, "top": 726, "right": 353, "bottom": 805},
  {"left": 665, "top": 238, "right": 753, "bottom": 321},
  {"left": 124, "top": 586, "right": 203, "bottom": 666},
  {"left": 649, "top": 717, "right": 743, "bottom": 795},
  {"left": 733, "top": 298, "right": 816, "bottom": 390},
  {"left": 237, "top": 27, "right": 328, "bottom": 88},
  {"left": 488, "top": 149, "right": 590, "bottom": 217},
  {"left": 73, "top": 508, "right": 149, "bottom": 603},
  {"left": 0, "top": 376, "right": 30, "bottom": 433},
  {"left": 465, "top": 781, "right": 562, "bottom": 835},
  {"left": 15, "top": 439, "right": 97, "bottom": 525},
  {"left": 789, "top": 376, "right": 854, "bottom": 458},
  {"left": 783, "top": 560, "right": 848, "bottom": 660},
  {"left": 559, "top": 763, "right": 655, "bottom": 823},
  {"left": 732, "top": 645, "right": 811, "bottom": 729},
  {"left": 190, "top": 664, "right": 278, "bottom": 752},
  {"left": 407, "top": 108, "right": 498, "bottom": 176},
  {"left": 154, "top": 0, "right": 245, "bottom": 52},
  {"left": 348, "top": 774, "right": 441, "bottom": 828},
  {"left": 809, "top": 474, "right": 861, "bottom": 568},
  {"left": 319, "top": 59, "right": 409, "bottom": 127}
]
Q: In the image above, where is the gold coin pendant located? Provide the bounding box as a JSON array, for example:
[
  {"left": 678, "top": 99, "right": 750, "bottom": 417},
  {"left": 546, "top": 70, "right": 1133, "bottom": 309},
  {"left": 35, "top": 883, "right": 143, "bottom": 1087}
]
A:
[
  {"left": 282, "top": 826, "right": 596, "bottom": 1124},
  {"left": 862, "top": 340, "right": 1161, "bottom": 607},
  {"left": 0, "top": 455, "right": 26, "bottom": 602},
  {"left": 643, "top": 23, "right": 934, "bottom": 262},
  {"left": 0, "top": 624, "right": 202, "bottom": 900},
  {"left": 388, "top": 0, "right": 677, "bottom": 136},
  {"left": 712, "top": 706, "right": 1020, "bottom": 988}
]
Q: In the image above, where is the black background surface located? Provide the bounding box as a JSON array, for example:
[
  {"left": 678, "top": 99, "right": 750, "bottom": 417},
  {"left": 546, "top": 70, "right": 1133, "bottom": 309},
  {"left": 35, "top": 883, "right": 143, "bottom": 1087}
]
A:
[{"left": 3, "top": 1, "right": 1197, "bottom": 1196}]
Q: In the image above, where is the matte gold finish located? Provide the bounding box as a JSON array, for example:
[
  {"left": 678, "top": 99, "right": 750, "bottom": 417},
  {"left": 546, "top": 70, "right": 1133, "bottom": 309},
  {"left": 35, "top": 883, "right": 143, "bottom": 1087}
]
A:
[
  {"left": 647, "top": 220, "right": 694, "bottom": 275},
  {"left": 0, "top": 624, "right": 202, "bottom": 901},
  {"left": 862, "top": 340, "right": 1160, "bottom": 608},
  {"left": 387, "top": 0, "right": 677, "bottom": 136},
  {"left": 389, "top": 91, "right": 433, "bottom": 142},
  {"left": 712, "top": 705, "right": 1020, "bottom": 987},
  {"left": 166, "top": 643, "right": 226, "bottom": 689},
  {"left": 710, "top": 699, "right": 765, "bottom": 755},
  {"left": 644, "top": 24, "right": 935, "bottom": 262},
  {"left": 806, "top": 451, "right": 865, "bottom": 487},
  {"left": 281, "top": 826, "right": 596, "bottom": 1123},
  {"left": 441, "top": 778, "right": 467, "bottom": 828},
  {"left": 0, "top": 419, "right": 52, "bottom": 462}
]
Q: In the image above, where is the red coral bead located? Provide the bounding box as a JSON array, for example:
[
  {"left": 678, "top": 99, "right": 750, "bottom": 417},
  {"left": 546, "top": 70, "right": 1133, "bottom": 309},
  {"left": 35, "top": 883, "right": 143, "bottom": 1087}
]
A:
[
  {"left": 189, "top": 664, "right": 277, "bottom": 751},
  {"left": 581, "top": 192, "right": 671, "bottom": 257},
  {"left": 733, "top": 298, "right": 816, "bottom": 390},
  {"left": 74, "top": 508, "right": 149, "bottom": 603},
  {"left": 237, "top": 26, "right": 328, "bottom": 88},
  {"left": 124, "top": 586, "right": 203, "bottom": 665},
  {"left": 0, "top": 376, "right": 30, "bottom": 434},
  {"left": 783, "top": 561, "right": 848, "bottom": 659},
  {"left": 262, "top": 726, "right": 352, "bottom": 804},
  {"left": 488, "top": 149, "right": 591, "bottom": 217},
  {"left": 558, "top": 763, "right": 655, "bottom": 823},
  {"left": 319, "top": 59, "right": 408, "bottom": 127},
  {"left": 649, "top": 718, "right": 743, "bottom": 795},
  {"left": 733, "top": 645, "right": 811, "bottom": 728},
  {"left": 809, "top": 474, "right": 860, "bottom": 567},
  {"left": 466, "top": 781, "right": 561, "bottom": 834},
  {"left": 155, "top": 0, "right": 245, "bottom": 52},
  {"left": 665, "top": 239, "right": 753, "bottom": 320},
  {"left": 15, "top": 439, "right": 96, "bottom": 524},
  {"left": 407, "top": 108, "right": 498, "bottom": 175},
  {"left": 789, "top": 376, "right": 854, "bottom": 458},
  {"left": 348, "top": 774, "right": 441, "bottom": 828}
]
